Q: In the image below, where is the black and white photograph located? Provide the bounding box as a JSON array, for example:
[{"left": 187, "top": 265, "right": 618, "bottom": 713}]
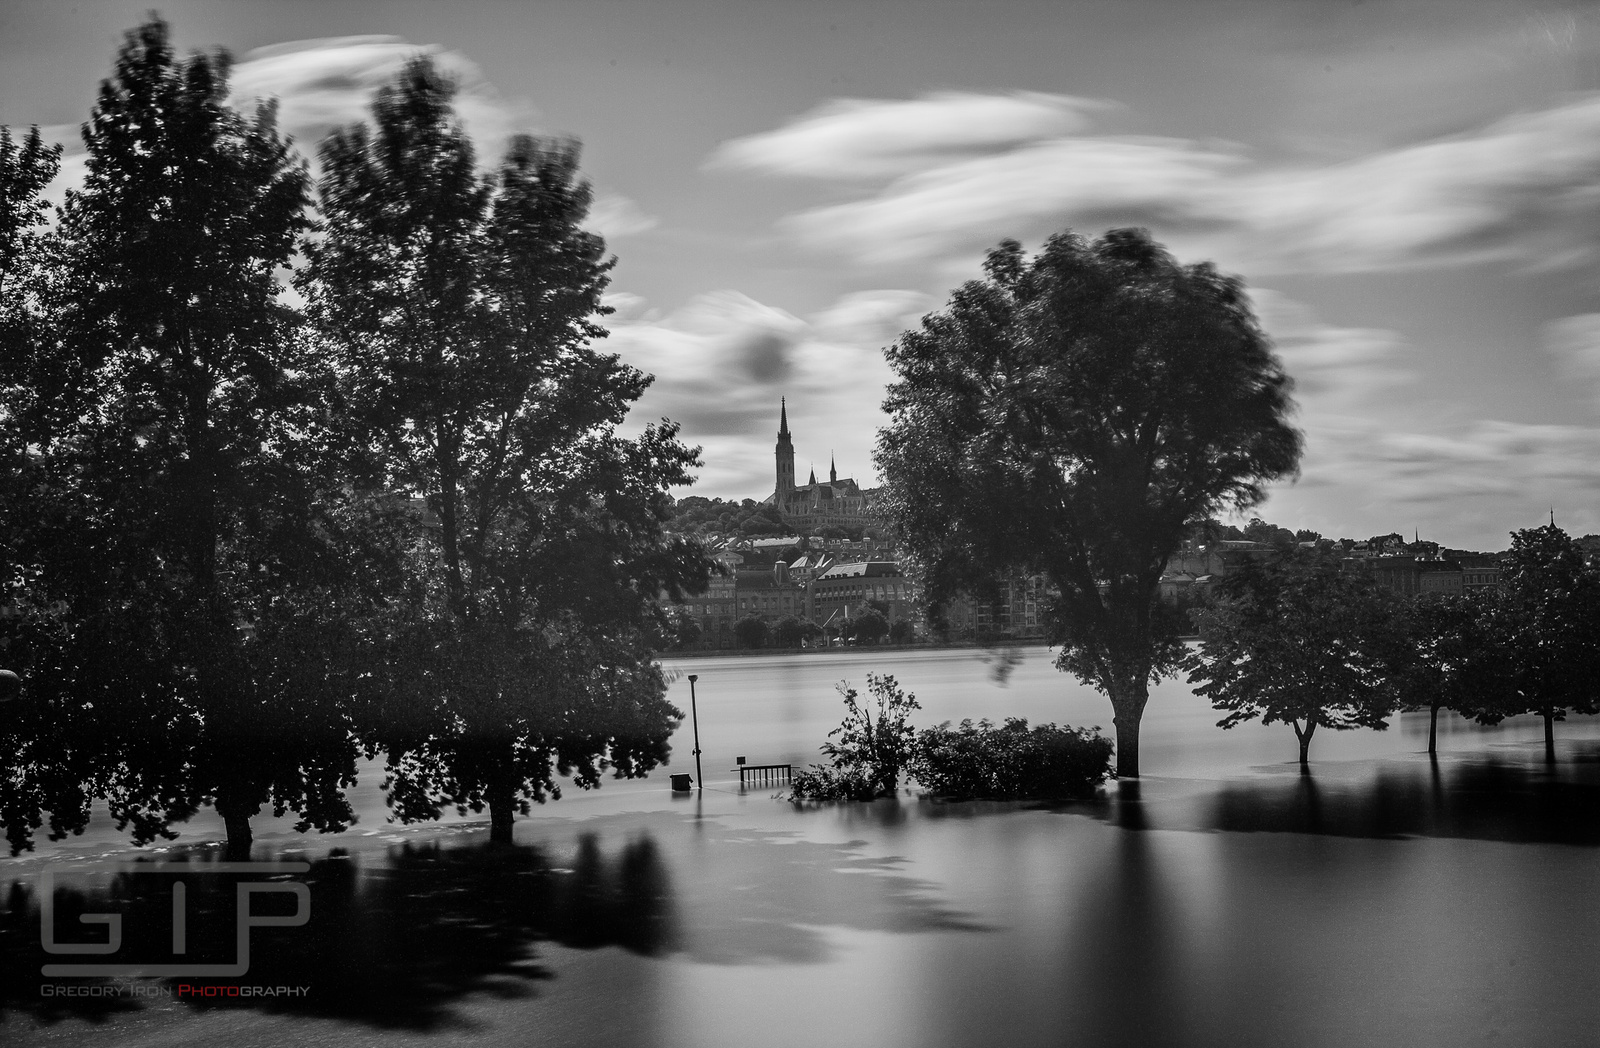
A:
[{"left": 3, "top": 2, "right": 1599, "bottom": 1046}]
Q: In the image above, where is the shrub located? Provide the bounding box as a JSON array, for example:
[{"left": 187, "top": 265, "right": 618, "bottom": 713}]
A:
[
  {"left": 787, "top": 766, "right": 879, "bottom": 802},
  {"left": 908, "top": 718, "right": 1114, "bottom": 801},
  {"left": 789, "top": 674, "right": 920, "bottom": 801}
]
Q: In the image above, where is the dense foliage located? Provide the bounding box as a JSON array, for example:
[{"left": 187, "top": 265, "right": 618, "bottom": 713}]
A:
[
  {"left": 1187, "top": 525, "right": 1600, "bottom": 765},
  {"left": 876, "top": 229, "right": 1301, "bottom": 777},
  {"left": 299, "top": 55, "right": 709, "bottom": 844},
  {"left": 0, "top": 18, "right": 374, "bottom": 859},
  {"left": 0, "top": 20, "right": 709, "bottom": 855},
  {"left": 1489, "top": 523, "right": 1600, "bottom": 759},
  {"left": 733, "top": 614, "right": 768, "bottom": 649},
  {"left": 790, "top": 675, "right": 1112, "bottom": 803},
  {"left": 908, "top": 719, "right": 1114, "bottom": 800},
  {"left": 1186, "top": 556, "right": 1405, "bottom": 764}
]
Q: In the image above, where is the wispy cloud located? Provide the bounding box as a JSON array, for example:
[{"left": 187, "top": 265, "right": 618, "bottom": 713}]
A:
[
  {"left": 587, "top": 193, "right": 659, "bottom": 239},
  {"left": 708, "top": 91, "right": 1109, "bottom": 180},
  {"left": 1543, "top": 313, "right": 1600, "bottom": 410},
  {"left": 716, "top": 91, "right": 1600, "bottom": 277},
  {"left": 1252, "top": 291, "right": 1414, "bottom": 413},
  {"left": 1273, "top": 416, "right": 1600, "bottom": 543},
  {"left": 230, "top": 35, "right": 534, "bottom": 160}
]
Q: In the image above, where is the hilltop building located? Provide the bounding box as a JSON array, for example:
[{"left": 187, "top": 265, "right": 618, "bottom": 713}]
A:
[{"left": 765, "top": 399, "right": 874, "bottom": 529}]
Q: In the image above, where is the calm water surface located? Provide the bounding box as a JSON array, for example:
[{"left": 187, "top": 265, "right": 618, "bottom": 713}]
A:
[{"left": 6, "top": 645, "right": 1599, "bottom": 1048}]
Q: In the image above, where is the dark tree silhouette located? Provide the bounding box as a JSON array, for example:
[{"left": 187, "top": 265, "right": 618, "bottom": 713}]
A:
[
  {"left": 0, "top": 19, "right": 389, "bottom": 859},
  {"left": 877, "top": 229, "right": 1300, "bottom": 776},
  {"left": 301, "top": 57, "right": 708, "bottom": 844}
]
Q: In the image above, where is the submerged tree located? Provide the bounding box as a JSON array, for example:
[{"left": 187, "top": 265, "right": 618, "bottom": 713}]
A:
[
  {"left": 1186, "top": 557, "right": 1403, "bottom": 765},
  {"left": 1394, "top": 593, "right": 1507, "bottom": 756},
  {"left": 302, "top": 57, "right": 708, "bottom": 844},
  {"left": 876, "top": 229, "right": 1300, "bottom": 776},
  {"left": 1489, "top": 524, "right": 1600, "bottom": 762},
  {"left": 0, "top": 18, "right": 391, "bottom": 859}
]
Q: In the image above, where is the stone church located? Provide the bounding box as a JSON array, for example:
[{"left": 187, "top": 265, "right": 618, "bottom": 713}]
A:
[{"left": 764, "top": 399, "right": 873, "bottom": 529}]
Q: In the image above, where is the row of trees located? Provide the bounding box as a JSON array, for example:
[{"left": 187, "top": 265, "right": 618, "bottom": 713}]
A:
[
  {"left": 0, "top": 20, "right": 708, "bottom": 856},
  {"left": 1186, "top": 523, "right": 1600, "bottom": 764},
  {"left": 667, "top": 496, "right": 876, "bottom": 542},
  {"left": 728, "top": 607, "right": 914, "bottom": 649}
]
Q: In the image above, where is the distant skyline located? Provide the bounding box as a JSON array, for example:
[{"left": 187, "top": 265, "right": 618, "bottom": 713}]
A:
[{"left": 4, "top": 0, "right": 1600, "bottom": 549}]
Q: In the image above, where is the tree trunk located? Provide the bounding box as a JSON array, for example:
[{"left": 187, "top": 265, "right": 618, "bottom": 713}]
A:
[
  {"left": 1544, "top": 710, "right": 1556, "bottom": 764},
  {"left": 1109, "top": 682, "right": 1149, "bottom": 778},
  {"left": 487, "top": 759, "right": 517, "bottom": 845},
  {"left": 1295, "top": 719, "right": 1316, "bottom": 766},
  {"left": 1428, "top": 703, "right": 1439, "bottom": 756},
  {"left": 222, "top": 813, "right": 253, "bottom": 862},
  {"left": 216, "top": 799, "right": 258, "bottom": 862}
]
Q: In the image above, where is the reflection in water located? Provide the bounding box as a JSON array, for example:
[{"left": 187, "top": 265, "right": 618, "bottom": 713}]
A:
[
  {"left": 2, "top": 814, "right": 988, "bottom": 1032},
  {"left": 2, "top": 836, "right": 673, "bottom": 1029},
  {"left": 1063, "top": 829, "right": 1188, "bottom": 1048},
  {"left": 1204, "top": 755, "right": 1600, "bottom": 845}
]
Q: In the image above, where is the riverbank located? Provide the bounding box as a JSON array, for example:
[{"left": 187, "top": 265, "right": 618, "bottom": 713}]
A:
[{"left": 662, "top": 639, "right": 1051, "bottom": 660}]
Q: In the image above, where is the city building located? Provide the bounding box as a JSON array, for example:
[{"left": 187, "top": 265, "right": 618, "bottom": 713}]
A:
[{"left": 810, "top": 561, "right": 912, "bottom": 633}]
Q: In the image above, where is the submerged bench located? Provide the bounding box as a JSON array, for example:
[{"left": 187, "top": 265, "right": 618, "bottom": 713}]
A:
[{"left": 738, "top": 763, "right": 793, "bottom": 787}]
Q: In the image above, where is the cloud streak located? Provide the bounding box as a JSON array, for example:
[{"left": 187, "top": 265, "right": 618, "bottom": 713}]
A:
[
  {"left": 717, "top": 91, "right": 1600, "bottom": 276},
  {"left": 708, "top": 91, "right": 1109, "bottom": 180},
  {"left": 230, "top": 35, "right": 535, "bottom": 161},
  {"left": 1543, "top": 313, "right": 1600, "bottom": 410}
]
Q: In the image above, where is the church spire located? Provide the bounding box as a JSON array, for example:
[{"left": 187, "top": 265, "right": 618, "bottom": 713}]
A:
[
  {"left": 808, "top": 465, "right": 817, "bottom": 485},
  {"left": 775, "top": 398, "right": 795, "bottom": 496},
  {"left": 830, "top": 452, "right": 836, "bottom": 485}
]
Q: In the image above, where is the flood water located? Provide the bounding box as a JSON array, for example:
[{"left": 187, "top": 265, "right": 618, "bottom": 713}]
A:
[{"left": 5, "top": 645, "right": 1599, "bottom": 1047}]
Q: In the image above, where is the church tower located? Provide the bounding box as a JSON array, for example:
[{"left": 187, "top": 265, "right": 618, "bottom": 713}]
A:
[
  {"left": 829, "top": 453, "right": 837, "bottom": 485},
  {"left": 775, "top": 398, "right": 796, "bottom": 497}
]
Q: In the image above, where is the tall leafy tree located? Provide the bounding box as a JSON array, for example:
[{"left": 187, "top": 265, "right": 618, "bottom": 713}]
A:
[
  {"left": 5, "top": 18, "right": 373, "bottom": 859},
  {"left": 0, "top": 125, "right": 90, "bottom": 854},
  {"left": 1186, "top": 557, "right": 1403, "bottom": 765},
  {"left": 877, "top": 229, "right": 1300, "bottom": 777},
  {"left": 1490, "top": 524, "right": 1600, "bottom": 762},
  {"left": 301, "top": 57, "right": 707, "bottom": 844},
  {"left": 1394, "top": 593, "right": 1508, "bottom": 756}
]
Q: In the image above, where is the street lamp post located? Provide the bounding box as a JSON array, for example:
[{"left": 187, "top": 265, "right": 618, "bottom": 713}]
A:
[{"left": 687, "top": 673, "right": 703, "bottom": 791}]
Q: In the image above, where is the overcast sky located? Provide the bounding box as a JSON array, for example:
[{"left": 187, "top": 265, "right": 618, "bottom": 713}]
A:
[{"left": 5, "top": 0, "right": 1600, "bottom": 549}]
